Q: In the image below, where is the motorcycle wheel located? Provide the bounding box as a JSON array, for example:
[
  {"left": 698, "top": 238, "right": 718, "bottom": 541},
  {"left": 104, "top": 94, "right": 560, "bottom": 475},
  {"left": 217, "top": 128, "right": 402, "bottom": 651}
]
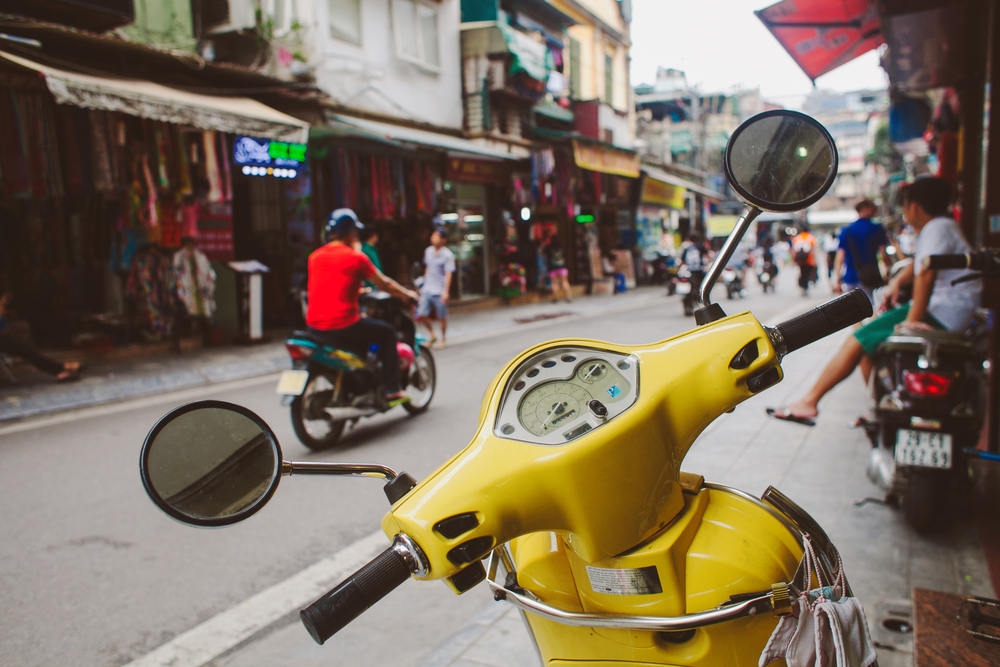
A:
[
  {"left": 402, "top": 345, "right": 436, "bottom": 415},
  {"left": 903, "top": 468, "right": 944, "bottom": 533},
  {"left": 291, "top": 373, "right": 346, "bottom": 450}
]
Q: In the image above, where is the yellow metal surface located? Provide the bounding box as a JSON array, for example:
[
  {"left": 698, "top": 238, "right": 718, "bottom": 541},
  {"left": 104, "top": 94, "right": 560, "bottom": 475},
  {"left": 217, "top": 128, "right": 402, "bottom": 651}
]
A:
[
  {"left": 380, "top": 312, "right": 782, "bottom": 582},
  {"left": 515, "top": 486, "right": 801, "bottom": 666}
]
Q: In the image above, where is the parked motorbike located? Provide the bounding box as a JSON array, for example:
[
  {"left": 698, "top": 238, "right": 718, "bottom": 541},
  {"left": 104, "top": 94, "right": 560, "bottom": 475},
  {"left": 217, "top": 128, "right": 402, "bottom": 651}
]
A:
[
  {"left": 865, "top": 250, "right": 994, "bottom": 532},
  {"left": 277, "top": 291, "right": 436, "bottom": 450},
  {"left": 140, "top": 111, "right": 876, "bottom": 666}
]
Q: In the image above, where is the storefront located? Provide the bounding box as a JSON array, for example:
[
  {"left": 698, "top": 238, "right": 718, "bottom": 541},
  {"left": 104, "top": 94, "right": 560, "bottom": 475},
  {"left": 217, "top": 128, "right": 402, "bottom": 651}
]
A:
[
  {"left": 636, "top": 169, "right": 687, "bottom": 281},
  {"left": 569, "top": 140, "right": 640, "bottom": 289},
  {"left": 0, "top": 50, "right": 309, "bottom": 348},
  {"left": 316, "top": 113, "right": 526, "bottom": 301}
]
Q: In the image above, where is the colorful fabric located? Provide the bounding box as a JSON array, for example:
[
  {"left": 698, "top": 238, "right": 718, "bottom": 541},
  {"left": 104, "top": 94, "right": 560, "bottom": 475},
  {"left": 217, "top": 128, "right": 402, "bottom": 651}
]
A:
[
  {"left": 126, "top": 248, "right": 177, "bottom": 336},
  {"left": 173, "top": 246, "right": 216, "bottom": 318}
]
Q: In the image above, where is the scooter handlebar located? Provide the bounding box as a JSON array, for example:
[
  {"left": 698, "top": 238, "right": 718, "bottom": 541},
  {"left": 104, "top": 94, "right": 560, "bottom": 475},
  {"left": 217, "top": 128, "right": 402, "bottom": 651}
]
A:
[
  {"left": 300, "top": 542, "right": 412, "bottom": 645},
  {"left": 922, "top": 253, "right": 972, "bottom": 271},
  {"left": 773, "top": 289, "right": 873, "bottom": 356}
]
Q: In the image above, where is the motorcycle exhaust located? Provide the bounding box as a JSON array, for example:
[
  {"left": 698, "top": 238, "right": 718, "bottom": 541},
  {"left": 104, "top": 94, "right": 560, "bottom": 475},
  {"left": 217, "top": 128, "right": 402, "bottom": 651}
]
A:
[
  {"left": 325, "top": 406, "right": 379, "bottom": 420},
  {"left": 866, "top": 447, "right": 895, "bottom": 491}
]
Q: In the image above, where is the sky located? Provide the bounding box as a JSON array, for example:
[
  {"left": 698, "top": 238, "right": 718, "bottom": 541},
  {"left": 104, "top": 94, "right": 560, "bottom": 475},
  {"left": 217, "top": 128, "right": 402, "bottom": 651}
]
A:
[{"left": 628, "top": 0, "right": 889, "bottom": 108}]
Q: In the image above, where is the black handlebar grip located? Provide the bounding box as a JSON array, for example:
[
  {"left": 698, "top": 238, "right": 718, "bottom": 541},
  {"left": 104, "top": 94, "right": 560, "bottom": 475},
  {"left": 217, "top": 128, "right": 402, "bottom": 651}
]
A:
[
  {"left": 300, "top": 544, "right": 412, "bottom": 645},
  {"left": 775, "top": 289, "right": 873, "bottom": 355},
  {"left": 923, "top": 253, "right": 970, "bottom": 271}
]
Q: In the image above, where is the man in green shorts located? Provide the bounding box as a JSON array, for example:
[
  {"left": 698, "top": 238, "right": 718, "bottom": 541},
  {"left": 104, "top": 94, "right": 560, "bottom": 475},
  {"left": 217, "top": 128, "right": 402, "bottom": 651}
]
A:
[{"left": 767, "top": 177, "right": 981, "bottom": 426}]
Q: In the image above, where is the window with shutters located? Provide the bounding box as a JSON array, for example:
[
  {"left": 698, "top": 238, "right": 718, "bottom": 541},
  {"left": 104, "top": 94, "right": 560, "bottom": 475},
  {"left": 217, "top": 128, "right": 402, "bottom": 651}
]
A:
[{"left": 569, "top": 37, "right": 581, "bottom": 99}]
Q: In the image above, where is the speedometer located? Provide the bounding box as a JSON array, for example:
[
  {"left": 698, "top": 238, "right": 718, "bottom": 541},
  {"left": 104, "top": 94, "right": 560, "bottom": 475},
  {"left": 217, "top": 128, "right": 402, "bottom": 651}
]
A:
[{"left": 518, "top": 381, "right": 593, "bottom": 437}]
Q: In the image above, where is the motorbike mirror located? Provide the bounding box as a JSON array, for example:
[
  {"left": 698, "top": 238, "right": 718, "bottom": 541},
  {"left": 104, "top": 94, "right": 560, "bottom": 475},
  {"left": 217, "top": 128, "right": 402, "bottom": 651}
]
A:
[
  {"left": 140, "top": 400, "right": 282, "bottom": 527},
  {"left": 724, "top": 110, "right": 838, "bottom": 212}
]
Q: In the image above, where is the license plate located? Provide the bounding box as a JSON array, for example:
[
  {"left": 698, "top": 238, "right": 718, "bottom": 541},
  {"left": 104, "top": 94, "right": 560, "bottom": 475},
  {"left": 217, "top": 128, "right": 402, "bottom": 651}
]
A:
[
  {"left": 895, "top": 429, "right": 953, "bottom": 469},
  {"left": 675, "top": 282, "right": 692, "bottom": 295},
  {"left": 276, "top": 370, "right": 310, "bottom": 396}
]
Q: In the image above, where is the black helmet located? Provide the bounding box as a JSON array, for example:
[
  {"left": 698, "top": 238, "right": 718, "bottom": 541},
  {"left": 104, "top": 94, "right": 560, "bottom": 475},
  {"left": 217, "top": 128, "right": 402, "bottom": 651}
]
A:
[{"left": 325, "top": 208, "right": 364, "bottom": 239}]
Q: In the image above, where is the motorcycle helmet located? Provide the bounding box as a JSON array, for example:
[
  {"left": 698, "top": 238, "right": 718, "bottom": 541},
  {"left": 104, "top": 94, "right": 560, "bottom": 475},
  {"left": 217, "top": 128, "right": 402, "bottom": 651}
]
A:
[
  {"left": 397, "top": 342, "right": 415, "bottom": 372},
  {"left": 325, "top": 208, "right": 364, "bottom": 239}
]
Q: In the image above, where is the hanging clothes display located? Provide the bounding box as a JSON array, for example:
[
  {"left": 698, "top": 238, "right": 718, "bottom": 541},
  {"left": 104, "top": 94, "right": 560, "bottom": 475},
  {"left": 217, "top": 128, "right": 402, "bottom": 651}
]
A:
[
  {"left": 173, "top": 243, "right": 216, "bottom": 318},
  {"left": 126, "top": 246, "right": 177, "bottom": 338}
]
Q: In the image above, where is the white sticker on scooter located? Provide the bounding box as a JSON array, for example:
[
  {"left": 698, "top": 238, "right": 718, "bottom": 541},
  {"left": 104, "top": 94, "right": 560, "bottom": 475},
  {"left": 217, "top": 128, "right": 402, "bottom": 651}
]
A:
[{"left": 586, "top": 565, "right": 662, "bottom": 595}]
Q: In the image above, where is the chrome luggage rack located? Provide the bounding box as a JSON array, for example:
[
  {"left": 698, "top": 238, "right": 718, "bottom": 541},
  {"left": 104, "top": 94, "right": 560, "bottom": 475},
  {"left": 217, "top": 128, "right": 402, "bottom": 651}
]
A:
[{"left": 485, "top": 484, "right": 851, "bottom": 632}]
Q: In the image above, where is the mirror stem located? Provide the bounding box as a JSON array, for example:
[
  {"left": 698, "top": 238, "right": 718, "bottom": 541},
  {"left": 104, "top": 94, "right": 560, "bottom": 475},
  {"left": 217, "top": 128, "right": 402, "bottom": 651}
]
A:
[
  {"left": 699, "top": 205, "right": 761, "bottom": 313},
  {"left": 282, "top": 461, "right": 399, "bottom": 481}
]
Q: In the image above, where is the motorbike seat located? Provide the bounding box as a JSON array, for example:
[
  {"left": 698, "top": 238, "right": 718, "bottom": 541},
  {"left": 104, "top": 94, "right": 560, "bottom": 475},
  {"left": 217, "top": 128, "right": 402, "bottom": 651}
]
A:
[
  {"left": 290, "top": 330, "right": 367, "bottom": 359},
  {"left": 880, "top": 331, "right": 977, "bottom": 356}
]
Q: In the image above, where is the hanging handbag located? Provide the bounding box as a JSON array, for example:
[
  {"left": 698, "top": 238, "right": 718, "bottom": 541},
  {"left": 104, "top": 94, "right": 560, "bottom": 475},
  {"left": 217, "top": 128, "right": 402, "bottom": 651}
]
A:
[{"left": 759, "top": 538, "right": 878, "bottom": 667}]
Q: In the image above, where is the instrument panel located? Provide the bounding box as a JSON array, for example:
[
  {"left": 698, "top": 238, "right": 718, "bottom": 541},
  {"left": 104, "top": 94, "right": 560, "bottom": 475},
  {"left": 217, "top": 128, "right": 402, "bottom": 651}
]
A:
[{"left": 493, "top": 346, "right": 640, "bottom": 445}]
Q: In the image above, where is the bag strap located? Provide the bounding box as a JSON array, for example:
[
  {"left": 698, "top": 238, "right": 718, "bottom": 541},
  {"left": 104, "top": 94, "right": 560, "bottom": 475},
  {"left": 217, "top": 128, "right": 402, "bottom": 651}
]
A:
[{"left": 799, "top": 537, "right": 847, "bottom": 612}]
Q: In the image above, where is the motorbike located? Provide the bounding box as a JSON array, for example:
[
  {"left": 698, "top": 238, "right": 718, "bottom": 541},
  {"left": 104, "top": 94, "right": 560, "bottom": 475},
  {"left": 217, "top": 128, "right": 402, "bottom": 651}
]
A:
[
  {"left": 756, "top": 254, "right": 778, "bottom": 293},
  {"left": 673, "top": 266, "right": 705, "bottom": 316},
  {"left": 864, "top": 250, "right": 994, "bottom": 532},
  {"left": 139, "top": 110, "right": 876, "bottom": 666},
  {"left": 277, "top": 290, "right": 436, "bottom": 450},
  {"left": 722, "top": 267, "right": 746, "bottom": 300}
]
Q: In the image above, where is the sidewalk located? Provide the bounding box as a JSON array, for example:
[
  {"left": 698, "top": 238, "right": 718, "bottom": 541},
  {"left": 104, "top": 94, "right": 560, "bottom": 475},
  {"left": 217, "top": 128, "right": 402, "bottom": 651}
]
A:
[
  {"left": 409, "top": 325, "right": 994, "bottom": 667},
  {"left": 0, "top": 287, "right": 663, "bottom": 423}
]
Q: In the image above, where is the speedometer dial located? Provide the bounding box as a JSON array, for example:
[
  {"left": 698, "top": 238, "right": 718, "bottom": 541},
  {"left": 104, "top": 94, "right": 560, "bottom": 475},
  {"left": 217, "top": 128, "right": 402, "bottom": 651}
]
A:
[{"left": 518, "top": 381, "right": 593, "bottom": 437}]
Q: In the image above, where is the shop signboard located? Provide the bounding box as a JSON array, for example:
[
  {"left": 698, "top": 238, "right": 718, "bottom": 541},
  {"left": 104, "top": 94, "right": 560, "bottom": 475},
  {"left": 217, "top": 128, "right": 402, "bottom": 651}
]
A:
[
  {"left": 197, "top": 202, "right": 235, "bottom": 261},
  {"left": 445, "top": 157, "right": 509, "bottom": 185},
  {"left": 707, "top": 215, "right": 739, "bottom": 239},
  {"left": 641, "top": 177, "right": 686, "bottom": 209},
  {"left": 233, "top": 135, "right": 307, "bottom": 179},
  {"left": 571, "top": 140, "right": 640, "bottom": 178}
]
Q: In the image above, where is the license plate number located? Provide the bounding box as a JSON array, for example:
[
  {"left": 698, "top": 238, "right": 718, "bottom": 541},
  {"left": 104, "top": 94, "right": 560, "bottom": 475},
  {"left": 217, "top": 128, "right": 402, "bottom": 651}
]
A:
[
  {"left": 276, "top": 370, "right": 310, "bottom": 396},
  {"left": 895, "top": 429, "right": 953, "bottom": 469},
  {"left": 675, "top": 282, "right": 692, "bottom": 295}
]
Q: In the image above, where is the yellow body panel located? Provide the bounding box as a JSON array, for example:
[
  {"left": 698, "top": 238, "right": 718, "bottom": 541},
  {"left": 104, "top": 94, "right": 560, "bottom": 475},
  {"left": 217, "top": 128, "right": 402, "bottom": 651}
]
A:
[
  {"left": 380, "top": 312, "right": 782, "bottom": 580},
  {"left": 514, "top": 486, "right": 800, "bottom": 666}
]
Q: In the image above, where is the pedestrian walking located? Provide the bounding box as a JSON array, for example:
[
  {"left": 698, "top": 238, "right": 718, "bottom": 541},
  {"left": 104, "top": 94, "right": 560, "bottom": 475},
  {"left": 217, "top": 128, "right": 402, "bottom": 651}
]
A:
[
  {"left": 822, "top": 231, "right": 839, "bottom": 279},
  {"left": 359, "top": 226, "right": 383, "bottom": 289},
  {"left": 417, "top": 226, "right": 456, "bottom": 349},
  {"left": 544, "top": 233, "right": 571, "bottom": 302},
  {"left": 833, "top": 199, "right": 889, "bottom": 304},
  {"left": 791, "top": 226, "right": 817, "bottom": 295}
]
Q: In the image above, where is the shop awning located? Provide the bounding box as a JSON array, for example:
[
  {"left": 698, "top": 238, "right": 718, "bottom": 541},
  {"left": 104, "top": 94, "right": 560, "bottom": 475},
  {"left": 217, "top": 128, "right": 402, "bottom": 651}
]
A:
[
  {"left": 572, "top": 140, "right": 639, "bottom": 178},
  {"left": 327, "top": 114, "right": 526, "bottom": 160},
  {"left": 0, "top": 50, "right": 309, "bottom": 143},
  {"left": 755, "top": 0, "right": 884, "bottom": 82},
  {"left": 807, "top": 209, "right": 858, "bottom": 226},
  {"left": 641, "top": 166, "right": 725, "bottom": 201}
]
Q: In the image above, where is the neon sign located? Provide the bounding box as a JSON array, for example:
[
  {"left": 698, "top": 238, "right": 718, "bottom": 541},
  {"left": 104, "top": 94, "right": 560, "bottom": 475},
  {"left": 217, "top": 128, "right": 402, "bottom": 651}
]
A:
[{"left": 234, "top": 136, "right": 307, "bottom": 179}]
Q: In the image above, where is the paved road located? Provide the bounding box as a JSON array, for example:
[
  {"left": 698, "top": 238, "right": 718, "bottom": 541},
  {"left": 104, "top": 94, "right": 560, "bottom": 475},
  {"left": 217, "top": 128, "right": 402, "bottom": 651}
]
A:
[{"left": 0, "top": 276, "right": 824, "bottom": 667}]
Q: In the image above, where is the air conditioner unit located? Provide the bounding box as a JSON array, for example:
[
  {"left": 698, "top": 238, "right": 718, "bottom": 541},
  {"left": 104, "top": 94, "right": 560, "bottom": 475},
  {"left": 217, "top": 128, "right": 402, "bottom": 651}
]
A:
[{"left": 201, "top": 0, "right": 257, "bottom": 35}]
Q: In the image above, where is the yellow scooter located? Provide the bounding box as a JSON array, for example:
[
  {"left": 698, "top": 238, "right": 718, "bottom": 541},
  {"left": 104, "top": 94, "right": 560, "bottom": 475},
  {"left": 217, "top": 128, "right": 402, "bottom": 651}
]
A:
[{"left": 139, "top": 111, "right": 874, "bottom": 666}]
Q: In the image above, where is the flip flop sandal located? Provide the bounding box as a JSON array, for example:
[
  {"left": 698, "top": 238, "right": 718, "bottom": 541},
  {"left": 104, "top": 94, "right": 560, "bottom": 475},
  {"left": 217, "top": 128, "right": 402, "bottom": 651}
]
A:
[{"left": 766, "top": 407, "right": 816, "bottom": 427}]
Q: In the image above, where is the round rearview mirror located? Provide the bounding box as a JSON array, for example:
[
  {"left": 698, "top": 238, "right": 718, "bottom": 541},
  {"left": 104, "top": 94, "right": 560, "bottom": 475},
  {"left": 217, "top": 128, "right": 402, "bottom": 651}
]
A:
[
  {"left": 140, "top": 400, "right": 282, "bottom": 527},
  {"left": 725, "top": 110, "right": 838, "bottom": 212}
]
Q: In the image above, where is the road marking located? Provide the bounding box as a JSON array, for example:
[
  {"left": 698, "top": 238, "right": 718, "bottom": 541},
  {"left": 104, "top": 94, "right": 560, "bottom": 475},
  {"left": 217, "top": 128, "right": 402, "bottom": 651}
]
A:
[
  {"left": 0, "top": 373, "right": 282, "bottom": 437},
  {"left": 122, "top": 530, "right": 389, "bottom": 667}
]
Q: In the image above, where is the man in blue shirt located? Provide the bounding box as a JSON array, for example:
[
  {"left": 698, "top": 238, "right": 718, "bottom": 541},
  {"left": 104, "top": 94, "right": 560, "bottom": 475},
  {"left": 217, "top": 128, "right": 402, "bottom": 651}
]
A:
[
  {"left": 833, "top": 199, "right": 888, "bottom": 303},
  {"left": 416, "top": 226, "right": 456, "bottom": 349}
]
